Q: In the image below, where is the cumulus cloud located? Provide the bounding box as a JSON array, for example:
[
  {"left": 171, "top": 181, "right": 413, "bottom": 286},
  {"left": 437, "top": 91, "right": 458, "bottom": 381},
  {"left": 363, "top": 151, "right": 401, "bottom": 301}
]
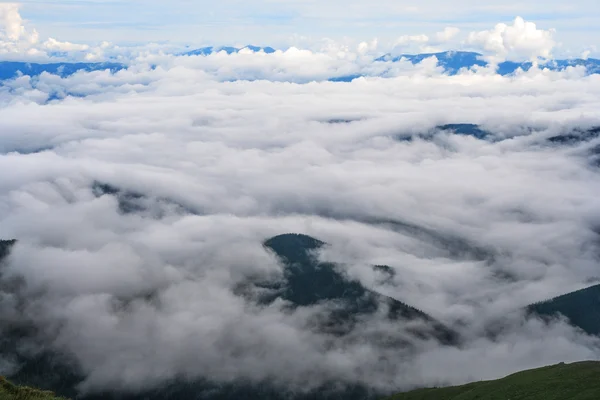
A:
[
  {"left": 467, "top": 16, "right": 556, "bottom": 62},
  {"left": 0, "top": 3, "right": 40, "bottom": 56},
  {"left": 357, "top": 39, "right": 378, "bottom": 56},
  {"left": 0, "top": 4, "right": 175, "bottom": 63},
  {"left": 0, "top": 3, "right": 31, "bottom": 41}
]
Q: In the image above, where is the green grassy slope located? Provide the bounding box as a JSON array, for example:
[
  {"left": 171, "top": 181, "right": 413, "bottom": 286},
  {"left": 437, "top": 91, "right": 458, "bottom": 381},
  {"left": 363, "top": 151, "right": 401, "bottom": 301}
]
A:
[
  {"left": 386, "top": 361, "right": 600, "bottom": 400},
  {"left": 0, "top": 377, "right": 66, "bottom": 400}
]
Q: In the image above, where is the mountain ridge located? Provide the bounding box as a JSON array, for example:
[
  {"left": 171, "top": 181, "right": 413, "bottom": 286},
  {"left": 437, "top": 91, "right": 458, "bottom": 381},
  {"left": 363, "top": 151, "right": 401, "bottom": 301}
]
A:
[
  {"left": 181, "top": 45, "right": 276, "bottom": 56},
  {"left": 0, "top": 61, "right": 125, "bottom": 81},
  {"left": 2, "top": 49, "right": 599, "bottom": 82}
]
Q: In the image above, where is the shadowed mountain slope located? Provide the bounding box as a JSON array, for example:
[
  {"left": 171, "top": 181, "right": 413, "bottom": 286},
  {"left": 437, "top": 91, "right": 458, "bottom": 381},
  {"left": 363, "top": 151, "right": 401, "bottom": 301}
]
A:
[
  {"left": 260, "top": 234, "right": 458, "bottom": 344},
  {"left": 527, "top": 284, "right": 600, "bottom": 336}
]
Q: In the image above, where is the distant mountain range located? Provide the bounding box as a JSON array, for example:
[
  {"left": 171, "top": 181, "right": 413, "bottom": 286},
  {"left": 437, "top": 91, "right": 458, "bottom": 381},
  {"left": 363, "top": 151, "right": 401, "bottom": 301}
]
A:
[
  {"left": 180, "top": 45, "right": 276, "bottom": 56},
  {"left": 0, "top": 49, "right": 598, "bottom": 83},
  {"left": 0, "top": 61, "right": 124, "bottom": 81},
  {"left": 375, "top": 50, "right": 600, "bottom": 75}
]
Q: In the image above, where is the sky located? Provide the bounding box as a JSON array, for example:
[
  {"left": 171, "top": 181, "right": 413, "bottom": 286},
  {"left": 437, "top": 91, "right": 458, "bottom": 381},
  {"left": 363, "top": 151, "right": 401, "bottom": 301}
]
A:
[
  {"left": 4, "top": 0, "right": 600, "bottom": 57},
  {"left": 0, "top": 1, "right": 600, "bottom": 399}
]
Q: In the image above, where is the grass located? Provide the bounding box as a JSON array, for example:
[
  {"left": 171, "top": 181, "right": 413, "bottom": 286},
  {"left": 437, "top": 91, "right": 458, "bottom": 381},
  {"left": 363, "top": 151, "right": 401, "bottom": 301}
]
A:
[
  {"left": 386, "top": 361, "right": 600, "bottom": 400},
  {"left": 0, "top": 377, "right": 66, "bottom": 400}
]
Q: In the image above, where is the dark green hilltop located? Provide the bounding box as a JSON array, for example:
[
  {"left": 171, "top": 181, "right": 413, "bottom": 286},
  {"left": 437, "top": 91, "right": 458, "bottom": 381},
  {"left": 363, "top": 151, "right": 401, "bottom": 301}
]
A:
[
  {"left": 256, "top": 234, "right": 458, "bottom": 344},
  {"left": 1, "top": 234, "right": 600, "bottom": 399}
]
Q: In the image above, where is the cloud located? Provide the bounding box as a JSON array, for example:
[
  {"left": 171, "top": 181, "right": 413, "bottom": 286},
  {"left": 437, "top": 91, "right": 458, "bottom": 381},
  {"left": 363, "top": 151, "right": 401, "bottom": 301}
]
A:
[
  {"left": 0, "top": 4, "right": 589, "bottom": 66},
  {"left": 357, "top": 39, "right": 378, "bottom": 55},
  {"left": 13, "top": 0, "right": 598, "bottom": 55},
  {"left": 466, "top": 16, "right": 556, "bottom": 62},
  {"left": 0, "top": 4, "right": 174, "bottom": 63},
  {"left": 435, "top": 27, "right": 460, "bottom": 43},
  {"left": 1, "top": 7, "right": 600, "bottom": 399},
  {"left": 43, "top": 37, "right": 89, "bottom": 52},
  {"left": 0, "top": 3, "right": 40, "bottom": 56},
  {"left": 0, "top": 3, "right": 31, "bottom": 41},
  {"left": 395, "top": 34, "right": 430, "bottom": 46},
  {"left": 388, "top": 27, "right": 460, "bottom": 55}
]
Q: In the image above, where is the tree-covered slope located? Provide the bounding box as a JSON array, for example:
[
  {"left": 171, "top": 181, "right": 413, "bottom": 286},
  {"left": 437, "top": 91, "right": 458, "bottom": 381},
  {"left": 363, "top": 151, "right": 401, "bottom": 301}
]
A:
[
  {"left": 261, "top": 234, "right": 458, "bottom": 344},
  {"left": 527, "top": 284, "right": 600, "bottom": 336},
  {"left": 386, "top": 361, "right": 600, "bottom": 400}
]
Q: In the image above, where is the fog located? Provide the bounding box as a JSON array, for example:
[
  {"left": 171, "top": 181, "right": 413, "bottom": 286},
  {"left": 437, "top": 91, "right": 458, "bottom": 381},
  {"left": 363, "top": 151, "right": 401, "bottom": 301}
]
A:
[{"left": 1, "top": 5, "right": 600, "bottom": 398}]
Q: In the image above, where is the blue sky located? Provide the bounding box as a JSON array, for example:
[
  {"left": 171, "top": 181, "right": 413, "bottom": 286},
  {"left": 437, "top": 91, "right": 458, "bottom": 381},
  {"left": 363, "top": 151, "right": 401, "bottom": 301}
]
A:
[{"left": 12, "top": 0, "right": 600, "bottom": 53}]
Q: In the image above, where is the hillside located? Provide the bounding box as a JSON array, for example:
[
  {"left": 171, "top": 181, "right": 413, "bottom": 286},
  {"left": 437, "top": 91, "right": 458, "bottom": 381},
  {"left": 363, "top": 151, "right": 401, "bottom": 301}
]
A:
[
  {"left": 260, "top": 234, "right": 458, "bottom": 344},
  {"left": 0, "top": 376, "right": 65, "bottom": 400},
  {"left": 386, "top": 361, "right": 600, "bottom": 400},
  {"left": 527, "top": 284, "right": 600, "bottom": 336}
]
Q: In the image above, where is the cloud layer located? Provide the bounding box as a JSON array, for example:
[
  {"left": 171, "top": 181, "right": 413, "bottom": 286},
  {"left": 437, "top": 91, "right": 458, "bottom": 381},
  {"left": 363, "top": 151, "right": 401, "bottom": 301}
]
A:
[{"left": 0, "top": 4, "right": 600, "bottom": 398}]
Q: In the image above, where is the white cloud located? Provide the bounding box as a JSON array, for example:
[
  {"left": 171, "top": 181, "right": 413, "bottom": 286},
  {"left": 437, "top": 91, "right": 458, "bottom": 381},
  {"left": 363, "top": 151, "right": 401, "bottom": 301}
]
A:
[
  {"left": 0, "top": 3, "right": 28, "bottom": 41},
  {"left": 582, "top": 50, "right": 591, "bottom": 60},
  {"left": 396, "top": 34, "right": 430, "bottom": 46},
  {"left": 0, "top": 3, "right": 40, "bottom": 56},
  {"left": 6, "top": 0, "right": 600, "bottom": 58},
  {"left": 0, "top": 4, "right": 594, "bottom": 66},
  {"left": 1, "top": 54, "right": 600, "bottom": 396},
  {"left": 393, "top": 34, "right": 430, "bottom": 53},
  {"left": 434, "top": 27, "right": 460, "bottom": 43},
  {"left": 357, "top": 38, "right": 378, "bottom": 55},
  {"left": 43, "top": 37, "right": 90, "bottom": 52},
  {"left": 466, "top": 16, "right": 556, "bottom": 62}
]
